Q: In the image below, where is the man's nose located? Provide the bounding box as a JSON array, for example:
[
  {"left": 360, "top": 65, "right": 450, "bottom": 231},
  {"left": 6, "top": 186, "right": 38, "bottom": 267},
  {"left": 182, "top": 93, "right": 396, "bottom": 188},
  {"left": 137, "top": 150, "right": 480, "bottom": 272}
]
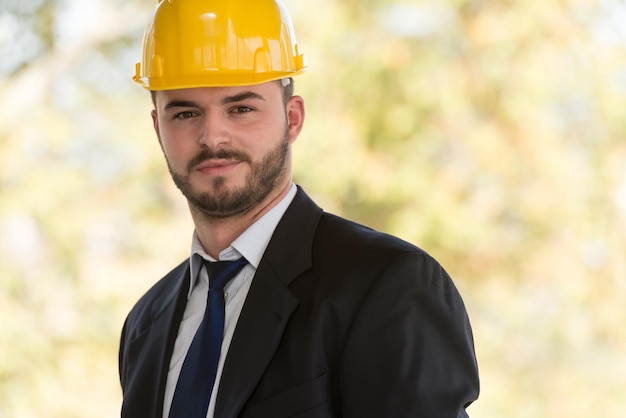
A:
[{"left": 198, "top": 111, "right": 230, "bottom": 148}]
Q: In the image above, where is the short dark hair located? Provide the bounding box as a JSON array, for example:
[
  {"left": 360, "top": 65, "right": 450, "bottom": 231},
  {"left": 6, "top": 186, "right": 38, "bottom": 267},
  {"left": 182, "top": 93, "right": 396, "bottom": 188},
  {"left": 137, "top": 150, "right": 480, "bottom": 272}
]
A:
[
  {"left": 150, "top": 77, "right": 295, "bottom": 109},
  {"left": 280, "top": 77, "right": 295, "bottom": 104}
]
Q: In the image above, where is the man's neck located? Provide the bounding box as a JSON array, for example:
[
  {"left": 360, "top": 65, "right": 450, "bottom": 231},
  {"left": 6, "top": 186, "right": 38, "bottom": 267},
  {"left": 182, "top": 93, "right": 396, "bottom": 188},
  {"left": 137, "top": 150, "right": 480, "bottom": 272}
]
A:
[{"left": 189, "top": 182, "right": 292, "bottom": 259}]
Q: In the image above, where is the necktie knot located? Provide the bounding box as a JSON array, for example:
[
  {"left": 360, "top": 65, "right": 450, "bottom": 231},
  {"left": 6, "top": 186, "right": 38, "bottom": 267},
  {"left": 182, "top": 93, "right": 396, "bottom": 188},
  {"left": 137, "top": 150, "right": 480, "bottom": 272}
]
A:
[{"left": 205, "top": 257, "right": 248, "bottom": 290}]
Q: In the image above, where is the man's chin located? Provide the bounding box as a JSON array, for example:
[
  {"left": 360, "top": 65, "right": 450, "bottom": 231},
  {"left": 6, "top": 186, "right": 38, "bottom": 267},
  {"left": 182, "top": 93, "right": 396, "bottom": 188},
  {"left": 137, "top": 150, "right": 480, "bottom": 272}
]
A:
[{"left": 188, "top": 195, "right": 254, "bottom": 220}]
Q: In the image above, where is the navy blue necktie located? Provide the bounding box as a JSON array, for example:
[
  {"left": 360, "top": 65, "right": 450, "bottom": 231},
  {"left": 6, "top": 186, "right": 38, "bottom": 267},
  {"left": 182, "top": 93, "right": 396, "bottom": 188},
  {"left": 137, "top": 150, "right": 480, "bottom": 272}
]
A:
[{"left": 169, "top": 257, "right": 248, "bottom": 418}]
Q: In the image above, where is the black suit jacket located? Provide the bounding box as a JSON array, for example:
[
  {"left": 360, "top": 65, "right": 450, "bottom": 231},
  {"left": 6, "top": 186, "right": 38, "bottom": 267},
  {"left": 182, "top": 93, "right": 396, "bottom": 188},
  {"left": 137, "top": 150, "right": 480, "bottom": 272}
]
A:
[{"left": 119, "top": 187, "right": 479, "bottom": 417}]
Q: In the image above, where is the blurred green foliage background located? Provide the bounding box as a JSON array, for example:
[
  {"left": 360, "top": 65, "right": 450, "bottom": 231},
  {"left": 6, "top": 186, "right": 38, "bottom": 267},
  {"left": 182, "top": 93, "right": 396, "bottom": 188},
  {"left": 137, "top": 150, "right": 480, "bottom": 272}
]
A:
[{"left": 2, "top": 0, "right": 626, "bottom": 416}]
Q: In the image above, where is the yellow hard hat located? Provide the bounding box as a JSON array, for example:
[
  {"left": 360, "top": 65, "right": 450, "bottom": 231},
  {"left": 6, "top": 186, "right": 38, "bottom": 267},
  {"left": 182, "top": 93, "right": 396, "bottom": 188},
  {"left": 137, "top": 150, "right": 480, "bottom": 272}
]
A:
[{"left": 133, "top": 0, "right": 307, "bottom": 90}]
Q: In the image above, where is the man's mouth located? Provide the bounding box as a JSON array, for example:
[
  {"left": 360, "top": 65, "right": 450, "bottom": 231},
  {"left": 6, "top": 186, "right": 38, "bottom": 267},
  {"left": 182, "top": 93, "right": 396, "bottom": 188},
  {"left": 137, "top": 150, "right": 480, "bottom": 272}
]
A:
[{"left": 194, "top": 159, "right": 242, "bottom": 176}]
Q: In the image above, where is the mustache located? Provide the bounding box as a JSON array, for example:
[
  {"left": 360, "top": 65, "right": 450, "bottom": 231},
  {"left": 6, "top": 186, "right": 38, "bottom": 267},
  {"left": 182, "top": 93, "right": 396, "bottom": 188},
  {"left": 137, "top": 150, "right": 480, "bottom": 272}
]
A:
[{"left": 187, "top": 148, "right": 252, "bottom": 172}]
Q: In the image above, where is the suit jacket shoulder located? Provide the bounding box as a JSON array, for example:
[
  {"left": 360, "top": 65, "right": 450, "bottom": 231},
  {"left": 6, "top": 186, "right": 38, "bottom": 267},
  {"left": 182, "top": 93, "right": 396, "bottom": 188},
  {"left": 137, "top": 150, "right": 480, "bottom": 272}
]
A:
[{"left": 317, "top": 210, "right": 426, "bottom": 257}]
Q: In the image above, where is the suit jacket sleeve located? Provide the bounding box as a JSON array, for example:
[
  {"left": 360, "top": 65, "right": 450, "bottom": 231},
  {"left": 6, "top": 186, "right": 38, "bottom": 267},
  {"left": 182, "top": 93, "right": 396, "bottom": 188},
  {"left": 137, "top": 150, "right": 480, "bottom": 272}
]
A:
[{"left": 338, "top": 251, "right": 479, "bottom": 417}]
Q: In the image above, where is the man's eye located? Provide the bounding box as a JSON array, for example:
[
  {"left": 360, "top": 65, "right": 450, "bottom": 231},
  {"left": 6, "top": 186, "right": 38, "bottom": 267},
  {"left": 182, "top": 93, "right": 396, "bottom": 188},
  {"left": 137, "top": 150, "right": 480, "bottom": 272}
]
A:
[
  {"left": 174, "top": 111, "right": 196, "bottom": 119},
  {"left": 231, "top": 106, "right": 253, "bottom": 114}
]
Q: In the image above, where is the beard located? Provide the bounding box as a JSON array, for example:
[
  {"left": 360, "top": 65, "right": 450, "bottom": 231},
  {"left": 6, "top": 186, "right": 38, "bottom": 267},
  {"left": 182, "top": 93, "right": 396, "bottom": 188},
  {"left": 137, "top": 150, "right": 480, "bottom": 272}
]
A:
[{"left": 166, "top": 128, "right": 290, "bottom": 219}]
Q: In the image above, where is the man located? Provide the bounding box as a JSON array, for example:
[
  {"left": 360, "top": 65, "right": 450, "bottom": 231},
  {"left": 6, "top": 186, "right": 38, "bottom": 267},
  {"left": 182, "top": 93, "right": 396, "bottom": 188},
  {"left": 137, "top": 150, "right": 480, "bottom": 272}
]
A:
[{"left": 119, "top": 0, "right": 480, "bottom": 417}]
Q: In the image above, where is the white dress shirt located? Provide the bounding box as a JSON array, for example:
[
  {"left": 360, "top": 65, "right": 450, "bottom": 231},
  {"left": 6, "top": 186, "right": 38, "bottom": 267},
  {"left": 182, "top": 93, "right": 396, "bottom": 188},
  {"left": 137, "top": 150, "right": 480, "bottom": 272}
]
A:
[{"left": 162, "top": 184, "right": 297, "bottom": 418}]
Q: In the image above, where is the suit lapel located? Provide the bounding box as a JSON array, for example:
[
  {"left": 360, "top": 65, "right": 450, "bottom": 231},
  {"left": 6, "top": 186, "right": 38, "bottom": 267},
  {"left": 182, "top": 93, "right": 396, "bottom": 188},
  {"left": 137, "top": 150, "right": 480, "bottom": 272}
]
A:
[
  {"left": 214, "top": 187, "right": 323, "bottom": 418},
  {"left": 123, "top": 261, "right": 190, "bottom": 418}
]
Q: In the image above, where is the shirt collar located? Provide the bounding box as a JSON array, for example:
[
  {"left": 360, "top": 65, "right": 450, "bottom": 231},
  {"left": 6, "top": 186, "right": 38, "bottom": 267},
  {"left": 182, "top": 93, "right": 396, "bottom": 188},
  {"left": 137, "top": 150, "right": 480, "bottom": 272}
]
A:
[{"left": 188, "top": 183, "right": 297, "bottom": 297}]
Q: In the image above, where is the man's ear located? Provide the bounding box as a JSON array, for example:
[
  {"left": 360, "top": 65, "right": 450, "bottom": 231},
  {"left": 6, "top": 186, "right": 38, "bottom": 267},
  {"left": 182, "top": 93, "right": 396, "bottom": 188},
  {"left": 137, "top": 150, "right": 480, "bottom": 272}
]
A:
[
  {"left": 151, "top": 109, "right": 163, "bottom": 149},
  {"left": 286, "top": 95, "right": 305, "bottom": 144}
]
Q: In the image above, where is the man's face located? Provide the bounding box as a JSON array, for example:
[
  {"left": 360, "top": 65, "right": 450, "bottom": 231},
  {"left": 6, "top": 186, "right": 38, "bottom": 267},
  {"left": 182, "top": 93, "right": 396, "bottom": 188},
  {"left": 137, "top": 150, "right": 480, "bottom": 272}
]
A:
[{"left": 151, "top": 81, "right": 304, "bottom": 219}]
